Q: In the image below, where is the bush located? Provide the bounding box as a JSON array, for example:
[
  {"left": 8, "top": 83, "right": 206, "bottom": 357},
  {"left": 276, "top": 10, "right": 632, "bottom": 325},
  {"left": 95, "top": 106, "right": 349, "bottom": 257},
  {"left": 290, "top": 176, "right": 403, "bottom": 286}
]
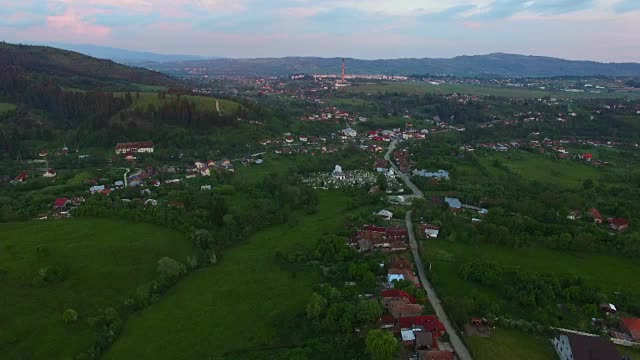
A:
[{"left": 63, "top": 308, "right": 78, "bottom": 324}]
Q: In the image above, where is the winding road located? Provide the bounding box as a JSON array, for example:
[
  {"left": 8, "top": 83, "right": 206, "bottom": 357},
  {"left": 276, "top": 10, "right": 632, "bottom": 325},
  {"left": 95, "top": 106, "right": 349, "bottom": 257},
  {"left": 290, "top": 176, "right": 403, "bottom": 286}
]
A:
[{"left": 386, "top": 139, "right": 473, "bottom": 360}]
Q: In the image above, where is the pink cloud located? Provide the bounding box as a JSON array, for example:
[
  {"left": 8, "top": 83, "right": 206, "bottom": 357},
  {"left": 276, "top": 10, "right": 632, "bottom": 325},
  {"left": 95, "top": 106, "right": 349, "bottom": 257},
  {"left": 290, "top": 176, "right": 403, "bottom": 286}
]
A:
[{"left": 47, "top": 9, "right": 111, "bottom": 38}]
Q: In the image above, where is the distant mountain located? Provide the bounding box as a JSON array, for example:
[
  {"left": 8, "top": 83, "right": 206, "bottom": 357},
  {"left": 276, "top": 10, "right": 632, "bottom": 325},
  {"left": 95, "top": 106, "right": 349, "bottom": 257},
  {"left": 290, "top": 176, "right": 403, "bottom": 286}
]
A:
[
  {"left": 29, "top": 42, "right": 209, "bottom": 64},
  {"left": 0, "top": 42, "right": 176, "bottom": 89},
  {"left": 149, "top": 53, "right": 640, "bottom": 78}
]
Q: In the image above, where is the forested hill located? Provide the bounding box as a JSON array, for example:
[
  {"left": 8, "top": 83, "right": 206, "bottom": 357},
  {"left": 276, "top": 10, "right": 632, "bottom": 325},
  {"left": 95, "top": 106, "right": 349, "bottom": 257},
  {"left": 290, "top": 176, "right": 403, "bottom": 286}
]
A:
[
  {"left": 148, "top": 53, "right": 640, "bottom": 77},
  {"left": 0, "top": 42, "right": 175, "bottom": 89}
]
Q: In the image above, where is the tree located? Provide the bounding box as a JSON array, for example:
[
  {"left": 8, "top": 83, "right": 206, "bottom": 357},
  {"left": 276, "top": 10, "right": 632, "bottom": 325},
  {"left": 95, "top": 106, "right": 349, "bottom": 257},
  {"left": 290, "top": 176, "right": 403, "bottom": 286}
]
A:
[
  {"left": 376, "top": 173, "right": 388, "bottom": 191},
  {"left": 583, "top": 179, "right": 594, "bottom": 190},
  {"left": 356, "top": 300, "right": 383, "bottom": 324},
  {"left": 62, "top": 308, "right": 78, "bottom": 324},
  {"left": 366, "top": 330, "right": 398, "bottom": 360},
  {"left": 306, "top": 293, "right": 328, "bottom": 319},
  {"left": 156, "top": 257, "right": 186, "bottom": 280}
]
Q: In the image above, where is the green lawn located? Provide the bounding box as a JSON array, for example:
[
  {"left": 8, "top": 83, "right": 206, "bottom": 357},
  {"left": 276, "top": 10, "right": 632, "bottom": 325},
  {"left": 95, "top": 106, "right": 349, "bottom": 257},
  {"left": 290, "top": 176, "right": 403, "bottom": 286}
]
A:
[
  {"left": 466, "top": 328, "right": 556, "bottom": 360},
  {"left": 105, "top": 192, "right": 352, "bottom": 359},
  {"left": 479, "top": 151, "right": 602, "bottom": 188},
  {"left": 347, "top": 82, "right": 640, "bottom": 99},
  {"left": 0, "top": 102, "right": 16, "bottom": 113},
  {"left": 0, "top": 219, "right": 192, "bottom": 360}
]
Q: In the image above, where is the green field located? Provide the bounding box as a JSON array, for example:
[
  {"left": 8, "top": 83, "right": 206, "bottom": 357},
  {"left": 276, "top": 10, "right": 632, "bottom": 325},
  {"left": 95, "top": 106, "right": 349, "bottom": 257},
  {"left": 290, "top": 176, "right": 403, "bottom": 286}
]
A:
[
  {"left": 0, "top": 102, "right": 16, "bottom": 113},
  {"left": 479, "top": 150, "right": 602, "bottom": 188},
  {"left": 115, "top": 93, "right": 242, "bottom": 115},
  {"left": 618, "top": 345, "right": 640, "bottom": 359},
  {"left": 105, "top": 192, "right": 352, "bottom": 359},
  {"left": 347, "top": 82, "right": 640, "bottom": 99},
  {"left": 0, "top": 219, "right": 192, "bottom": 360},
  {"left": 424, "top": 239, "right": 640, "bottom": 326},
  {"left": 466, "top": 328, "right": 556, "bottom": 360}
]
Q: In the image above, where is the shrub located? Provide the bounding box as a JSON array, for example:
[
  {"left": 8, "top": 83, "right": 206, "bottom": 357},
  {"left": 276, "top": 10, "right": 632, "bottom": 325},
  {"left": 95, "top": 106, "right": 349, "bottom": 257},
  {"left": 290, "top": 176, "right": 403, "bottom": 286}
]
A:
[{"left": 63, "top": 308, "right": 78, "bottom": 324}]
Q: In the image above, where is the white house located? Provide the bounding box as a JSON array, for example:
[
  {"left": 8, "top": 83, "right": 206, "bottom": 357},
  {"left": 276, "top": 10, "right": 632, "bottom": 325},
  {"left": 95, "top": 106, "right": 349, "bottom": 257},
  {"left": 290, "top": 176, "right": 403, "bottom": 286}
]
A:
[
  {"left": 342, "top": 127, "right": 357, "bottom": 137},
  {"left": 423, "top": 225, "right": 440, "bottom": 238},
  {"left": 90, "top": 185, "right": 105, "bottom": 194},
  {"left": 115, "top": 141, "right": 154, "bottom": 154},
  {"left": 43, "top": 169, "right": 57, "bottom": 178},
  {"left": 377, "top": 210, "right": 394, "bottom": 220},
  {"left": 201, "top": 185, "right": 212, "bottom": 191}
]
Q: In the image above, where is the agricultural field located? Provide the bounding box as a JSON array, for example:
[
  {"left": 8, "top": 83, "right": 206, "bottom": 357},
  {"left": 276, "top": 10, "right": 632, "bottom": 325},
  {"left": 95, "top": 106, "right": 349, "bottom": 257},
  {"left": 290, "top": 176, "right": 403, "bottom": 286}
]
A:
[
  {"left": 466, "top": 328, "right": 556, "bottom": 360},
  {"left": 478, "top": 150, "right": 603, "bottom": 188},
  {"left": 0, "top": 102, "right": 16, "bottom": 113},
  {"left": 0, "top": 219, "right": 192, "bottom": 360},
  {"left": 346, "top": 82, "right": 640, "bottom": 99},
  {"left": 105, "top": 192, "right": 355, "bottom": 359}
]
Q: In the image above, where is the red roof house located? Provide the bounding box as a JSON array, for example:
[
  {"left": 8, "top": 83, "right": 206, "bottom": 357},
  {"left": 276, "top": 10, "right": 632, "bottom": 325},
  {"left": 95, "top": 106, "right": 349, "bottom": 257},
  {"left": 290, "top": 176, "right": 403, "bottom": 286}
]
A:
[
  {"left": 609, "top": 218, "right": 629, "bottom": 232},
  {"left": 583, "top": 153, "right": 593, "bottom": 161},
  {"left": 398, "top": 316, "right": 446, "bottom": 347},
  {"left": 53, "top": 198, "right": 70, "bottom": 209},
  {"left": 381, "top": 289, "right": 417, "bottom": 304},
  {"left": 590, "top": 208, "right": 603, "bottom": 224},
  {"left": 622, "top": 318, "right": 640, "bottom": 342}
]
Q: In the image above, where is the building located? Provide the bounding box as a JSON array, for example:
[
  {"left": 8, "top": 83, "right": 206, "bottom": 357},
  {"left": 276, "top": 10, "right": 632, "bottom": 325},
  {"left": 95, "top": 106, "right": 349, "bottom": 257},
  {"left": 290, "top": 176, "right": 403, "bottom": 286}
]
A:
[
  {"left": 590, "top": 208, "right": 604, "bottom": 224},
  {"left": 332, "top": 165, "right": 346, "bottom": 180},
  {"left": 421, "top": 224, "right": 440, "bottom": 238},
  {"left": 377, "top": 210, "right": 394, "bottom": 220},
  {"left": 552, "top": 332, "right": 621, "bottom": 360},
  {"left": 389, "top": 301, "right": 423, "bottom": 319},
  {"left": 53, "top": 198, "right": 70, "bottom": 209},
  {"left": 115, "top": 141, "right": 154, "bottom": 154},
  {"left": 413, "top": 169, "right": 450, "bottom": 180},
  {"left": 609, "top": 218, "right": 629, "bottom": 232},
  {"left": 43, "top": 169, "right": 57, "bottom": 178},
  {"left": 342, "top": 127, "right": 357, "bottom": 137},
  {"left": 381, "top": 289, "right": 417, "bottom": 305},
  {"left": 444, "top": 197, "right": 462, "bottom": 210},
  {"left": 622, "top": 318, "right": 640, "bottom": 342}
]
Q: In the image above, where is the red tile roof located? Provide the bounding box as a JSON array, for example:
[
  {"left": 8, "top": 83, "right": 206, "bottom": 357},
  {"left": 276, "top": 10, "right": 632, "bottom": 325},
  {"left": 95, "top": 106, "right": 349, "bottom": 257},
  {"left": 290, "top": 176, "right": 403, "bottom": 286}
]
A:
[
  {"left": 622, "top": 318, "right": 640, "bottom": 341},
  {"left": 398, "top": 316, "right": 446, "bottom": 334},
  {"left": 381, "top": 289, "right": 417, "bottom": 304},
  {"left": 590, "top": 208, "right": 603, "bottom": 220}
]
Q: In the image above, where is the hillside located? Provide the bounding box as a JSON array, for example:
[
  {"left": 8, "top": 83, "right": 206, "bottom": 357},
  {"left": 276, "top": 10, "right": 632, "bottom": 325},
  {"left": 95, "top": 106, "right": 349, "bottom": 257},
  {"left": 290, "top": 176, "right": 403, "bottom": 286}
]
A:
[
  {"left": 0, "top": 42, "right": 176, "bottom": 89},
  {"left": 148, "top": 53, "right": 640, "bottom": 78}
]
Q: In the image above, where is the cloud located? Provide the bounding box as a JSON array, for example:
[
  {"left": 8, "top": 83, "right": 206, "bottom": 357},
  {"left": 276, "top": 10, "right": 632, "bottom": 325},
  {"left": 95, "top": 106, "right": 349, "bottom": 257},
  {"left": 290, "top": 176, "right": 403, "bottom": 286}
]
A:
[{"left": 614, "top": 0, "right": 640, "bottom": 13}]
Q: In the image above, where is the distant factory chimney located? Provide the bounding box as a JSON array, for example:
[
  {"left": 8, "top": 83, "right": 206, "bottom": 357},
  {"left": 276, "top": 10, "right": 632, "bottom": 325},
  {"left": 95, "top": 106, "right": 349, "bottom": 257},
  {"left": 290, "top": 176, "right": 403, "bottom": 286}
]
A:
[{"left": 342, "top": 58, "right": 345, "bottom": 83}]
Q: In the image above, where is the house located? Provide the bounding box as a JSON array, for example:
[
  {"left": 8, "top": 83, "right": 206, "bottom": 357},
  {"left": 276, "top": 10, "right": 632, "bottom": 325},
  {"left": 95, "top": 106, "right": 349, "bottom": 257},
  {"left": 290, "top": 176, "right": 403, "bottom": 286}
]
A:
[
  {"left": 398, "top": 316, "right": 446, "bottom": 347},
  {"left": 552, "top": 332, "right": 620, "bottom": 360},
  {"left": 583, "top": 153, "right": 593, "bottom": 161},
  {"left": 114, "top": 181, "right": 125, "bottom": 188},
  {"left": 90, "top": 185, "right": 106, "bottom": 194},
  {"left": 381, "top": 289, "right": 417, "bottom": 305},
  {"left": 590, "top": 208, "right": 604, "bottom": 224},
  {"left": 377, "top": 210, "right": 394, "bottom": 220},
  {"left": 444, "top": 197, "right": 462, "bottom": 210},
  {"left": 299, "top": 135, "right": 308, "bottom": 142},
  {"left": 388, "top": 268, "right": 418, "bottom": 285},
  {"left": 374, "top": 159, "right": 388, "bottom": 172},
  {"left": 115, "top": 141, "right": 154, "bottom": 154},
  {"left": 43, "top": 169, "right": 57, "bottom": 178},
  {"left": 342, "top": 127, "right": 357, "bottom": 137},
  {"left": 413, "top": 169, "right": 450, "bottom": 180},
  {"left": 285, "top": 136, "right": 294, "bottom": 143},
  {"left": 600, "top": 303, "right": 617, "bottom": 314},
  {"left": 608, "top": 218, "right": 629, "bottom": 232},
  {"left": 415, "top": 331, "right": 433, "bottom": 351},
  {"left": 401, "top": 329, "right": 416, "bottom": 347},
  {"left": 144, "top": 199, "right": 158, "bottom": 206},
  {"left": 421, "top": 224, "right": 440, "bottom": 238},
  {"left": 622, "top": 318, "right": 640, "bottom": 342},
  {"left": 201, "top": 185, "right": 212, "bottom": 191},
  {"left": 14, "top": 172, "right": 29, "bottom": 183},
  {"left": 388, "top": 273, "right": 405, "bottom": 282},
  {"left": 567, "top": 210, "right": 582, "bottom": 221},
  {"left": 53, "top": 198, "right": 70, "bottom": 209},
  {"left": 389, "top": 301, "right": 423, "bottom": 319}
]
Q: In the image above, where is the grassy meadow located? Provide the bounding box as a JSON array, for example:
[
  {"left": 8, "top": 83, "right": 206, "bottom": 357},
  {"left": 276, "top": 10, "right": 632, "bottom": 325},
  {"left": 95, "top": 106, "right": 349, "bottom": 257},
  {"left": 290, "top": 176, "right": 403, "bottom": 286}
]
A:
[
  {"left": 466, "top": 328, "right": 556, "bottom": 360},
  {"left": 105, "top": 192, "right": 355, "bottom": 359},
  {"left": 0, "top": 102, "right": 17, "bottom": 113},
  {"left": 0, "top": 219, "right": 191, "bottom": 360}
]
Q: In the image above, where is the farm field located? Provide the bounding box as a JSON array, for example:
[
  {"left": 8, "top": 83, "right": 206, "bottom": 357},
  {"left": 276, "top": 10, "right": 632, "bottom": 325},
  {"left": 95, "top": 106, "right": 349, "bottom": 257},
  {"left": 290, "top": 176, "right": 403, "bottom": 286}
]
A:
[
  {"left": 466, "top": 328, "right": 556, "bottom": 360},
  {"left": 346, "top": 82, "right": 640, "bottom": 99},
  {"left": 0, "top": 219, "right": 191, "bottom": 360},
  {"left": 423, "top": 239, "right": 640, "bottom": 327},
  {"left": 105, "top": 192, "right": 354, "bottom": 360},
  {"left": 0, "top": 102, "right": 16, "bottom": 113},
  {"left": 478, "top": 150, "right": 603, "bottom": 188}
]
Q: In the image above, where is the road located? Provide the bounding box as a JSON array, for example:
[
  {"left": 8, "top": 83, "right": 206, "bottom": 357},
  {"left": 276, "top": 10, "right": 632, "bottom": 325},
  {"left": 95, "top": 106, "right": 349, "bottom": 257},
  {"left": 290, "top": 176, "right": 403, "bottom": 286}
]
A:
[
  {"left": 405, "top": 211, "right": 473, "bottom": 360},
  {"left": 386, "top": 139, "right": 473, "bottom": 360}
]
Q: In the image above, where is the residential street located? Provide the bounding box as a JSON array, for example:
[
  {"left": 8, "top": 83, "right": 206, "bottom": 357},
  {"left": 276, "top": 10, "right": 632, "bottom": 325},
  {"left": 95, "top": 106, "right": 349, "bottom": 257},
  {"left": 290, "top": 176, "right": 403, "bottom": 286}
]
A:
[{"left": 387, "top": 139, "right": 474, "bottom": 360}]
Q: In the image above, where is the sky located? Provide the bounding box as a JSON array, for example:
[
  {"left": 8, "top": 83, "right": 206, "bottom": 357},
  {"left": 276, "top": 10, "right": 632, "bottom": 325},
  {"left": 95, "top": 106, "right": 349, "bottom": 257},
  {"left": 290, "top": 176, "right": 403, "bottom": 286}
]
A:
[{"left": 1, "top": 0, "right": 640, "bottom": 62}]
